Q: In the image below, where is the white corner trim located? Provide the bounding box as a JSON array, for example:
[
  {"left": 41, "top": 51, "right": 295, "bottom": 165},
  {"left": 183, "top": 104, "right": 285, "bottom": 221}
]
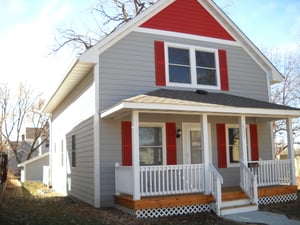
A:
[{"left": 93, "top": 64, "right": 101, "bottom": 208}]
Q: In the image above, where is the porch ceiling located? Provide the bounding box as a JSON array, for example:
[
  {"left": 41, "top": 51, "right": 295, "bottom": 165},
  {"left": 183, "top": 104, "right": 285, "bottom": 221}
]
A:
[{"left": 100, "top": 89, "right": 300, "bottom": 119}]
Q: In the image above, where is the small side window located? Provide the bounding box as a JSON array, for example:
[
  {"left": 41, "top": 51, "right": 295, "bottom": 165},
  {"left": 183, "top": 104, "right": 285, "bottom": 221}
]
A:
[{"left": 71, "top": 135, "right": 76, "bottom": 167}]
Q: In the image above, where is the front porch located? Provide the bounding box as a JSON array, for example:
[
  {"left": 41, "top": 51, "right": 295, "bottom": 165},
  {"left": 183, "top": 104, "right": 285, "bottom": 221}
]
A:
[
  {"left": 100, "top": 89, "right": 300, "bottom": 217},
  {"left": 115, "top": 160, "right": 298, "bottom": 217}
]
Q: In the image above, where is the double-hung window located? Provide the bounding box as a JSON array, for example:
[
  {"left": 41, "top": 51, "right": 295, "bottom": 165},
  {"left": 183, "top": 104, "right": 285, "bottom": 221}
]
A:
[
  {"left": 139, "top": 123, "right": 166, "bottom": 166},
  {"left": 166, "top": 43, "right": 220, "bottom": 89}
]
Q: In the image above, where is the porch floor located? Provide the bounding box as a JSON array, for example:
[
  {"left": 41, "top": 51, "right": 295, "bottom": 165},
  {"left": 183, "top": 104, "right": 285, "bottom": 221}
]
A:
[{"left": 115, "top": 185, "right": 297, "bottom": 211}]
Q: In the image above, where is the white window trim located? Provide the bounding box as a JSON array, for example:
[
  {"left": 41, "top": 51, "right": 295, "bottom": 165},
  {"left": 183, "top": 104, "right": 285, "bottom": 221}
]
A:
[
  {"left": 226, "top": 124, "right": 251, "bottom": 167},
  {"left": 165, "top": 42, "right": 221, "bottom": 90},
  {"left": 139, "top": 122, "right": 166, "bottom": 165}
]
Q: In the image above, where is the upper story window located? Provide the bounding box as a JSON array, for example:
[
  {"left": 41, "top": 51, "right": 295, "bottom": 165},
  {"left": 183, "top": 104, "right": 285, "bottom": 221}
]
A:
[{"left": 166, "top": 43, "right": 220, "bottom": 89}]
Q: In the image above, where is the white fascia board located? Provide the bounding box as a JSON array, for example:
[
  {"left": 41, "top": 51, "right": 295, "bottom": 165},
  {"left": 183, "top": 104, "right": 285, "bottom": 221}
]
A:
[
  {"left": 100, "top": 103, "right": 127, "bottom": 118},
  {"left": 134, "top": 27, "right": 241, "bottom": 47},
  {"left": 101, "top": 102, "right": 300, "bottom": 119},
  {"left": 43, "top": 58, "right": 79, "bottom": 112},
  {"left": 80, "top": 0, "right": 175, "bottom": 62}
]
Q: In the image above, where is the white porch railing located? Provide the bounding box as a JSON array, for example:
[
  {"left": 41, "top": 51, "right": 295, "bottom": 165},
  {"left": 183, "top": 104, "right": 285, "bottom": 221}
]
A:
[
  {"left": 115, "top": 163, "right": 133, "bottom": 195},
  {"left": 115, "top": 163, "right": 205, "bottom": 197},
  {"left": 240, "top": 162, "right": 258, "bottom": 204},
  {"left": 140, "top": 164, "right": 205, "bottom": 196},
  {"left": 209, "top": 164, "right": 223, "bottom": 216},
  {"left": 248, "top": 159, "right": 291, "bottom": 187}
]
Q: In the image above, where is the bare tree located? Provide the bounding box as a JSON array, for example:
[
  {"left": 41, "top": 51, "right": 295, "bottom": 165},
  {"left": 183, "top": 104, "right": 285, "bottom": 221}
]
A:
[
  {"left": 0, "top": 83, "right": 50, "bottom": 164},
  {"left": 26, "top": 99, "right": 49, "bottom": 160},
  {"left": 264, "top": 48, "right": 300, "bottom": 155},
  {"left": 52, "top": 0, "right": 157, "bottom": 55}
]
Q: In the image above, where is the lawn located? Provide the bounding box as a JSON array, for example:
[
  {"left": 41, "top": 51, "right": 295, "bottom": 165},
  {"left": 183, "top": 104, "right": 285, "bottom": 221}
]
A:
[{"left": 0, "top": 180, "right": 299, "bottom": 225}]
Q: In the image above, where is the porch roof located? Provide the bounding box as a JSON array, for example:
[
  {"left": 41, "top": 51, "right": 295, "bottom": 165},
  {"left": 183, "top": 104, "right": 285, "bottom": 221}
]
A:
[{"left": 100, "top": 89, "right": 300, "bottom": 119}]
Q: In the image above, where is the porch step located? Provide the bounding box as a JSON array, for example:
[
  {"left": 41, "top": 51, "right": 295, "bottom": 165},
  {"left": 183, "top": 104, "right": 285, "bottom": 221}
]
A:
[
  {"left": 220, "top": 188, "right": 258, "bottom": 216},
  {"left": 220, "top": 203, "right": 258, "bottom": 216},
  {"left": 221, "top": 198, "right": 250, "bottom": 208},
  {"left": 222, "top": 189, "right": 248, "bottom": 201}
]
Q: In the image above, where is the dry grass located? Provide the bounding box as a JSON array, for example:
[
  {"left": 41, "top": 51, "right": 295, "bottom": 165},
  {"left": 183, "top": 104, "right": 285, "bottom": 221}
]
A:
[{"left": 1, "top": 179, "right": 300, "bottom": 225}]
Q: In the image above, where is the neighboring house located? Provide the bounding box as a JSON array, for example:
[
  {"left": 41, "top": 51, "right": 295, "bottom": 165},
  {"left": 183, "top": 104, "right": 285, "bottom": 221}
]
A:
[
  {"left": 8, "top": 128, "right": 49, "bottom": 176},
  {"left": 17, "top": 128, "right": 50, "bottom": 182},
  {"left": 7, "top": 139, "right": 37, "bottom": 175},
  {"left": 25, "top": 127, "right": 49, "bottom": 156},
  {"left": 19, "top": 152, "right": 49, "bottom": 182},
  {"left": 43, "top": 0, "right": 300, "bottom": 217}
]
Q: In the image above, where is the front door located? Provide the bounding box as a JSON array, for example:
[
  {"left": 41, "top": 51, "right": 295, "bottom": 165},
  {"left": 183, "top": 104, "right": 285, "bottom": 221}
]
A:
[{"left": 183, "top": 123, "right": 211, "bottom": 164}]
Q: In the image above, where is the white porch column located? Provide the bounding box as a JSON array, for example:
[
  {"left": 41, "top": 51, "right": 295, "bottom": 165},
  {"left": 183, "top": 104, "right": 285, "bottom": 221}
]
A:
[
  {"left": 132, "top": 111, "right": 140, "bottom": 200},
  {"left": 200, "top": 114, "right": 210, "bottom": 194},
  {"left": 239, "top": 115, "right": 248, "bottom": 164},
  {"left": 286, "top": 117, "right": 296, "bottom": 185}
]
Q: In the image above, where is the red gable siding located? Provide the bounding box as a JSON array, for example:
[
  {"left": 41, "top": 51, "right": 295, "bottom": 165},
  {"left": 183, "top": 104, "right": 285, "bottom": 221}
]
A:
[{"left": 141, "top": 0, "right": 235, "bottom": 41}]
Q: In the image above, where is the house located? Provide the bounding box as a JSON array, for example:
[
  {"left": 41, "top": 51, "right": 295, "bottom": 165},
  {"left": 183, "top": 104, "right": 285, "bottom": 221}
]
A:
[
  {"left": 7, "top": 139, "right": 37, "bottom": 175},
  {"left": 43, "top": 0, "right": 300, "bottom": 217},
  {"left": 17, "top": 128, "right": 50, "bottom": 182},
  {"left": 8, "top": 128, "right": 49, "bottom": 176},
  {"left": 18, "top": 152, "right": 49, "bottom": 182}
]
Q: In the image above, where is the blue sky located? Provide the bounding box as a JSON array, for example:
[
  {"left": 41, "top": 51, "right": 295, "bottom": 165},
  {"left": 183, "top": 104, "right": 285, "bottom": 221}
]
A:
[
  {"left": 215, "top": 0, "right": 300, "bottom": 49},
  {"left": 0, "top": 0, "right": 299, "bottom": 98}
]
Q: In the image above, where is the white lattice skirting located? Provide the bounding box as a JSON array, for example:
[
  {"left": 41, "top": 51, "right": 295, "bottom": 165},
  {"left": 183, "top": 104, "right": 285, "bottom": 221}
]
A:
[
  {"left": 117, "top": 194, "right": 297, "bottom": 218},
  {"left": 258, "top": 193, "right": 297, "bottom": 205},
  {"left": 116, "top": 204, "right": 210, "bottom": 218}
]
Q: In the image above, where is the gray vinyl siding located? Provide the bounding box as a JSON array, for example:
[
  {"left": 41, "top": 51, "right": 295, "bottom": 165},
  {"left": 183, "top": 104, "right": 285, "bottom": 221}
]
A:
[
  {"left": 66, "top": 117, "right": 94, "bottom": 205},
  {"left": 97, "top": 31, "right": 272, "bottom": 205},
  {"left": 98, "top": 31, "right": 269, "bottom": 112}
]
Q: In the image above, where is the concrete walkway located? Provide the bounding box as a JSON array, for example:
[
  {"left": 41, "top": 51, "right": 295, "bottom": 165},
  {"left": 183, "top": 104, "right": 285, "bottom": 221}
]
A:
[{"left": 223, "top": 211, "right": 300, "bottom": 225}]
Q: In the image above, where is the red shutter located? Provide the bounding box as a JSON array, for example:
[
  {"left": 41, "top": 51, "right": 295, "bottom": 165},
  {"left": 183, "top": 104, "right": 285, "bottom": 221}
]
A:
[
  {"left": 154, "top": 41, "right": 166, "bottom": 86},
  {"left": 218, "top": 49, "right": 229, "bottom": 91},
  {"left": 217, "top": 123, "right": 227, "bottom": 168},
  {"left": 121, "top": 121, "right": 132, "bottom": 166},
  {"left": 250, "top": 124, "right": 259, "bottom": 161},
  {"left": 166, "top": 122, "right": 177, "bottom": 165}
]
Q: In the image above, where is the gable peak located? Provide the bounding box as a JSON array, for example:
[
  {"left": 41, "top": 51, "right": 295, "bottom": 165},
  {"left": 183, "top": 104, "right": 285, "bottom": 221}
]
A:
[{"left": 140, "top": 0, "right": 235, "bottom": 41}]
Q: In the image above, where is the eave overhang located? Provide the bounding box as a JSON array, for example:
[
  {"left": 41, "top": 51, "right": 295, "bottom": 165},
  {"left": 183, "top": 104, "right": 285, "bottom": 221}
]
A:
[{"left": 43, "top": 59, "right": 95, "bottom": 113}]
